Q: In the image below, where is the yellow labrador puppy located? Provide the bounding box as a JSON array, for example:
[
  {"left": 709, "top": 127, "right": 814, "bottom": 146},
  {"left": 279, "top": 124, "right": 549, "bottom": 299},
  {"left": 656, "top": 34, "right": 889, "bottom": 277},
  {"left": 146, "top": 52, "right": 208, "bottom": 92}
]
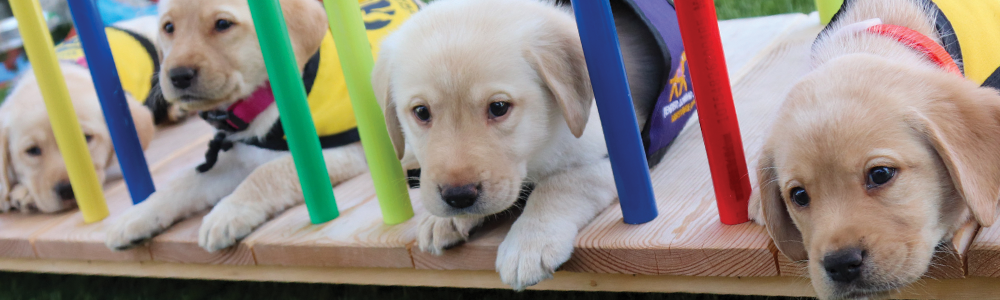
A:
[
  {"left": 0, "top": 17, "right": 160, "bottom": 214},
  {"left": 104, "top": 0, "right": 417, "bottom": 252},
  {"left": 374, "top": 0, "right": 664, "bottom": 290},
  {"left": 0, "top": 66, "right": 155, "bottom": 213},
  {"left": 753, "top": 0, "right": 1000, "bottom": 298}
]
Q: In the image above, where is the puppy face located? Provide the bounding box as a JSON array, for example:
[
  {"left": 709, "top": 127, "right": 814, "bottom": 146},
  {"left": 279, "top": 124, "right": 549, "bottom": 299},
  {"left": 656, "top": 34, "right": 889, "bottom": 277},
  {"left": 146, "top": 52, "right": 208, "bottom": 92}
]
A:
[
  {"left": 156, "top": 0, "right": 326, "bottom": 111},
  {"left": 0, "top": 68, "right": 116, "bottom": 213},
  {"left": 373, "top": 0, "right": 593, "bottom": 217},
  {"left": 759, "top": 54, "right": 1000, "bottom": 299}
]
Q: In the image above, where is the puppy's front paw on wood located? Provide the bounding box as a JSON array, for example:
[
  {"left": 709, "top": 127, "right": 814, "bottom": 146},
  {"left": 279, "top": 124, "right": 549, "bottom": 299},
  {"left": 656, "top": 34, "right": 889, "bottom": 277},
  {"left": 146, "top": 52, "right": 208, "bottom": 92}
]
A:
[
  {"left": 198, "top": 200, "right": 265, "bottom": 252},
  {"left": 417, "top": 214, "right": 482, "bottom": 255},
  {"left": 496, "top": 221, "right": 575, "bottom": 291},
  {"left": 105, "top": 203, "right": 168, "bottom": 250},
  {"left": 9, "top": 185, "right": 35, "bottom": 213}
]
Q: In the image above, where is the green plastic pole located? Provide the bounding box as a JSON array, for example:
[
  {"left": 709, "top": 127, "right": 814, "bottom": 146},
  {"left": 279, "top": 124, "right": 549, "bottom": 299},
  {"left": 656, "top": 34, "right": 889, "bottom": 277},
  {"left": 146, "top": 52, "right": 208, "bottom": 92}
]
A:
[
  {"left": 247, "top": 0, "right": 338, "bottom": 224},
  {"left": 323, "top": 0, "right": 414, "bottom": 224}
]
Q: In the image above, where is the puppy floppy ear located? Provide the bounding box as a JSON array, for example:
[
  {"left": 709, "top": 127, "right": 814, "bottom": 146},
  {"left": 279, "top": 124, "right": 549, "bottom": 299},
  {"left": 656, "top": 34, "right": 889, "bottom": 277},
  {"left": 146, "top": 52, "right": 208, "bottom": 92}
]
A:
[
  {"left": 526, "top": 24, "right": 594, "bottom": 138},
  {"left": 758, "top": 147, "right": 808, "bottom": 261},
  {"left": 281, "top": 0, "right": 328, "bottom": 66},
  {"left": 908, "top": 81, "right": 1000, "bottom": 227},
  {"left": 372, "top": 41, "right": 406, "bottom": 160}
]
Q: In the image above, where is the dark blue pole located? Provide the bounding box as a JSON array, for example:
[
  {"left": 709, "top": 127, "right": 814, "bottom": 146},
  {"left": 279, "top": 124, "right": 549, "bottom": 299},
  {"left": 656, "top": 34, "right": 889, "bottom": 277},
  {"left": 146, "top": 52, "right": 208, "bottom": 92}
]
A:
[
  {"left": 570, "top": 0, "right": 658, "bottom": 224},
  {"left": 66, "top": 0, "right": 155, "bottom": 204}
]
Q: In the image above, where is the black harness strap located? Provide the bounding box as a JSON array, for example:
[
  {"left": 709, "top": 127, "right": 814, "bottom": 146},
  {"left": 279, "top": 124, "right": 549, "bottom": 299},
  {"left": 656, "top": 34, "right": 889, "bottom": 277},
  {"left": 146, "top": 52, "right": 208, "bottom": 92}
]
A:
[
  {"left": 197, "top": 132, "right": 234, "bottom": 173},
  {"left": 195, "top": 48, "right": 328, "bottom": 172},
  {"left": 983, "top": 68, "right": 1000, "bottom": 91},
  {"left": 242, "top": 121, "right": 361, "bottom": 151}
]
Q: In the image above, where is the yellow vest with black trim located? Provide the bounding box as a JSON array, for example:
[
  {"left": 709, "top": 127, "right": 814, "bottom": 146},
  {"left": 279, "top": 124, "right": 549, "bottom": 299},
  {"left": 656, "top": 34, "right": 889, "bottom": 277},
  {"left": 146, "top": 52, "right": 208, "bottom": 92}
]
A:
[
  {"left": 54, "top": 27, "right": 157, "bottom": 103},
  {"left": 929, "top": 0, "right": 1000, "bottom": 88},
  {"left": 301, "top": 0, "right": 420, "bottom": 139}
]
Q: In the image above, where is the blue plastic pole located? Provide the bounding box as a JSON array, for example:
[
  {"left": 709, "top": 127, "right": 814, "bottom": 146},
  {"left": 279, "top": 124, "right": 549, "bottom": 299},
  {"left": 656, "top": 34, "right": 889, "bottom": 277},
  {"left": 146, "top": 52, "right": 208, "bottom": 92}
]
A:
[
  {"left": 66, "top": 0, "right": 155, "bottom": 204},
  {"left": 570, "top": 0, "right": 658, "bottom": 224}
]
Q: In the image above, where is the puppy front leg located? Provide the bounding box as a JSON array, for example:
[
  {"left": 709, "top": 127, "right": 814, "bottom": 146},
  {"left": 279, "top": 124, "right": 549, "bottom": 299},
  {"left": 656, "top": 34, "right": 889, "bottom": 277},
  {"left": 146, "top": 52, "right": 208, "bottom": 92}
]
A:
[
  {"left": 105, "top": 147, "right": 256, "bottom": 250},
  {"left": 496, "top": 159, "right": 617, "bottom": 290},
  {"left": 417, "top": 214, "right": 485, "bottom": 255},
  {"left": 199, "top": 143, "right": 368, "bottom": 252}
]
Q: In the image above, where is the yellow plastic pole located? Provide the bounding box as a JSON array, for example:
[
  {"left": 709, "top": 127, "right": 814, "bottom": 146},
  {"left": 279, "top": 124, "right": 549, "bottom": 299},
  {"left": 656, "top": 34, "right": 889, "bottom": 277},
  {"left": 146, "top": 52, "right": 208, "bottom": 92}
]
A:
[{"left": 11, "top": 0, "right": 109, "bottom": 222}]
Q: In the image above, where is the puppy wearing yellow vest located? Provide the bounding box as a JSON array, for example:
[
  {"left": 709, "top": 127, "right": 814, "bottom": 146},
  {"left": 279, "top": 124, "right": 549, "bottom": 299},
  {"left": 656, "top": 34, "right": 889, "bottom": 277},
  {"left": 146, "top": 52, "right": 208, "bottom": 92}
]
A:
[
  {"left": 752, "top": 0, "right": 1000, "bottom": 299},
  {"left": 105, "top": 0, "right": 421, "bottom": 252},
  {"left": 0, "top": 16, "right": 178, "bottom": 214}
]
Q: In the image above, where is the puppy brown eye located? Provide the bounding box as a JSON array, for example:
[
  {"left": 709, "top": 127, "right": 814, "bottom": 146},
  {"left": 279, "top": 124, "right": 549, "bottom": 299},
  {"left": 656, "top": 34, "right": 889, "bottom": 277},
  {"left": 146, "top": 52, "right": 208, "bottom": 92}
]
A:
[
  {"left": 489, "top": 101, "right": 510, "bottom": 118},
  {"left": 413, "top": 105, "right": 431, "bottom": 122},
  {"left": 163, "top": 22, "right": 174, "bottom": 34},
  {"left": 867, "top": 166, "right": 896, "bottom": 188},
  {"left": 790, "top": 187, "right": 809, "bottom": 207},
  {"left": 215, "top": 19, "right": 233, "bottom": 32},
  {"left": 25, "top": 146, "right": 41, "bottom": 156},
  {"left": 84, "top": 134, "right": 93, "bottom": 142}
]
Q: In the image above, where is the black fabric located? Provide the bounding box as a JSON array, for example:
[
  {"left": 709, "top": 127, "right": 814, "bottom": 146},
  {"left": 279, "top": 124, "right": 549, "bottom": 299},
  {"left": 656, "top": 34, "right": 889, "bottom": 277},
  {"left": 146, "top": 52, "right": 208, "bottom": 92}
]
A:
[
  {"left": 302, "top": 49, "right": 321, "bottom": 94},
  {"left": 406, "top": 169, "right": 421, "bottom": 189},
  {"left": 197, "top": 132, "right": 234, "bottom": 173},
  {"left": 241, "top": 121, "right": 361, "bottom": 151},
  {"left": 983, "top": 68, "right": 1000, "bottom": 91}
]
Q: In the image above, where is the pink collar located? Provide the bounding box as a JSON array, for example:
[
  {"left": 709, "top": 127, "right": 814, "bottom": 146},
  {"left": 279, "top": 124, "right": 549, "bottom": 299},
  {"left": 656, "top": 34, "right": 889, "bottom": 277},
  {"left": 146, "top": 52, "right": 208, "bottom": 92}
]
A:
[{"left": 220, "top": 82, "right": 275, "bottom": 131}]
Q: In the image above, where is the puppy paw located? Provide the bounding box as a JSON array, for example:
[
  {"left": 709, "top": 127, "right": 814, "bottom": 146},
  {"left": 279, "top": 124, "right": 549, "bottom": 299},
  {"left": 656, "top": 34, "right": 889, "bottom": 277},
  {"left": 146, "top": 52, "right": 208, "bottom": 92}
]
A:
[
  {"left": 9, "top": 185, "right": 35, "bottom": 213},
  {"left": 417, "top": 214, "right": 482, "bottom": 255},
  {"left": 198, "top": 200, "right": 266, "bottom": 252},
  {"left": 105, "top": 203, "right": 168, "bottom": 250},
  {"left": 496, "top": 222, "right": 575, "bottom": 291}
]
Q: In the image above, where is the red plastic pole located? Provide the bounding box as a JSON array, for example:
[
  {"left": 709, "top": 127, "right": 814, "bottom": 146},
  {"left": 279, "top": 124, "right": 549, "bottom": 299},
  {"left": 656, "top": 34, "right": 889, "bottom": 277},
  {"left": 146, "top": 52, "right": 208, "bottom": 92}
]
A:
[{"left": 675, "top": 0, "right": 751, "bottom": 225}]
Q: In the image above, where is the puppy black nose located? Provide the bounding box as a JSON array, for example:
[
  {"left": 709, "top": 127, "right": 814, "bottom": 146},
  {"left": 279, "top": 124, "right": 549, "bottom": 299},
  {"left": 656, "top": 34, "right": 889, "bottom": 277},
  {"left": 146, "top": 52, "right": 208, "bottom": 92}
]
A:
[
  {"left": 54, "top": 181, "right": 74, "bottom": 201},
  {"left": 440, "top": 184, "right": 480, "bottom": 209},
  {"left": 823, "top": 247, "right": 865, "bottom": 283},
  {"left": 169, "top": 67, "right": 198, "bottom": 89}
]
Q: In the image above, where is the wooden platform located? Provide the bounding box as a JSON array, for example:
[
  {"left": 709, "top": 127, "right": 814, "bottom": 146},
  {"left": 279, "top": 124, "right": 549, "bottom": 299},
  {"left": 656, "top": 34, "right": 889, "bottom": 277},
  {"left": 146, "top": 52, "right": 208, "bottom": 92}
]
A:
[{"left": 4, "top": 13, "right": 1000, "bottom": 299}]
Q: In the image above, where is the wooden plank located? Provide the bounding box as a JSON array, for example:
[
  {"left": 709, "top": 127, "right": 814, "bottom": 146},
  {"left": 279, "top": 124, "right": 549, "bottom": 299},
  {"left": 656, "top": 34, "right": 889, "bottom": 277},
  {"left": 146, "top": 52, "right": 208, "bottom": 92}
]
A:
[
  {"left": 245, "top": 174, "right": 415, "bottom": 268},
  {"left": 30, "top": 121, "right": 213, "bottom": 261},
  {"left": 2, "top": 257, "right": 1000, "bottom": 299},
  {"left": 967, "top": 219, "right": 1000, "bottom": 277},
  {"left": 147, "top": 210, "right": 256, "bottom": 265},
  {"left": 408, "top": 14, "right": 811, "bottom": 276},
  {"left": 0, "top": 212, "right": 74, "bottom": 258},
  {"left": 411, "top": 217, "right": 514, "bottom": 271},
  {"left": 719, "top": 13, "right": 809, "bottom": 83},
  {"left": 565, "top": 14, "right": 821, "bottom": 277},
  {"left": 0, "top": 119, "right": 212, "bottom": 259}
]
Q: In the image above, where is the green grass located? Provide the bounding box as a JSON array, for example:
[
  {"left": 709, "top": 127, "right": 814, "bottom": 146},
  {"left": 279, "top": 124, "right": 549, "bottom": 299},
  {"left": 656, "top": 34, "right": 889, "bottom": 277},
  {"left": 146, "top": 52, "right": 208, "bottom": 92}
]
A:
[
  {"left": 714, "top": 0, "right": 815, "bottom": 20},
  {"left": 0, "top": 1, "right": 818, "bottom": 299},
  {"left": 0, "top": 271, "right": 804, "bottom": 300}
]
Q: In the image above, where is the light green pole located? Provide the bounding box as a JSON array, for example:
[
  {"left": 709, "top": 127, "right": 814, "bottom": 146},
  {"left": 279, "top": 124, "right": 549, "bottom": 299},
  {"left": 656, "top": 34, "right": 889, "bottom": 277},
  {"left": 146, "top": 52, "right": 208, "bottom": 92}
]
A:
[{"left": 323, "top": 0, "right": 414, "bottom": 224}]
